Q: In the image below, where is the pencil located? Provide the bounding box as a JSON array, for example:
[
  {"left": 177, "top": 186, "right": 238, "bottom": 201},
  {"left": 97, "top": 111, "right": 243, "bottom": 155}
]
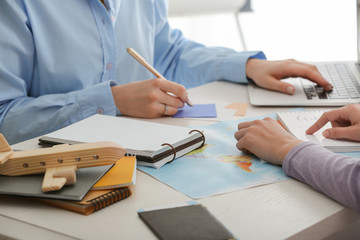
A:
[{"left": 126, "top": 47, "right": 193, "bottom": 107}]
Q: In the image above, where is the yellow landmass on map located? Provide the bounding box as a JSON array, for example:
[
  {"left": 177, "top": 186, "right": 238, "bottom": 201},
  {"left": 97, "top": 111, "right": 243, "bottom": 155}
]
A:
[
  {"left": 219, "top": 155, "right": 253, "bottom": 173},
  {"left": 186, "top": 144, "right": 209, "bottom": 155}
]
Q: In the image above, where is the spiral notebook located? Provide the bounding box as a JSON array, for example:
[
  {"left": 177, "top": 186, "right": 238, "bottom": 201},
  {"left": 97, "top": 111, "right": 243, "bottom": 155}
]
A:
[
  {"left": 39, "top": 114, "right": 205, "bottom": 168},
  {"left": 38, "top": 187, "right": 131, "bottom": 215},
  {"left": 277, "top": 110, "right": 360, "bottom": 152}
]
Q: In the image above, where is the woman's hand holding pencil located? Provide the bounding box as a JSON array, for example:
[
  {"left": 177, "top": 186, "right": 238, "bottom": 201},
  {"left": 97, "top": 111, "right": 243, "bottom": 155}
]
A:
[{"left": 109, "top": 47, "right": 192, "bottom": 118}]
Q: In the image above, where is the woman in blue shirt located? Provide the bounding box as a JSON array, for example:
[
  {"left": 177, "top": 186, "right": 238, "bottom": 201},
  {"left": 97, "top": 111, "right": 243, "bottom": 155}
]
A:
[{"left": 0, "top": 0, "right": 332, "bottom": 144}]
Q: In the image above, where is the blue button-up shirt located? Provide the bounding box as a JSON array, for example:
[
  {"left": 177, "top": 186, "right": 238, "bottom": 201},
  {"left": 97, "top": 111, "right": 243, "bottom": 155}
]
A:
[{"left": 0, "top": 0, "right": 265, "bottom": 144}]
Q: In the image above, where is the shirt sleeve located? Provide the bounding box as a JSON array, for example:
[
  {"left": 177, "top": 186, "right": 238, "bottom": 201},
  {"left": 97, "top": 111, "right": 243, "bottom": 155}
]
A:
[
  {"left": 0, "top": 1, "right": 117, "bottom": 144},
  {"left": 283, "top": 142, "right": 360, "bottom": 212},
  {"left": 152, "top": 0, "right": 266, "bottom": 89}
]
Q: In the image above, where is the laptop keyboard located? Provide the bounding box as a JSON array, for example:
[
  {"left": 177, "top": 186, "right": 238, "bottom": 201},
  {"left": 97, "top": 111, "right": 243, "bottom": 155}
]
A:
[{"left": 302, "top": 63, "right": 360, "bottom": 100}]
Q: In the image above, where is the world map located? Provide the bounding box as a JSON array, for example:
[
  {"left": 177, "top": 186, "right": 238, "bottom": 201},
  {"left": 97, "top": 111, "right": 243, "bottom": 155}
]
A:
[{"left": 139, "top": 114, "right": 289, "bottom": 199}]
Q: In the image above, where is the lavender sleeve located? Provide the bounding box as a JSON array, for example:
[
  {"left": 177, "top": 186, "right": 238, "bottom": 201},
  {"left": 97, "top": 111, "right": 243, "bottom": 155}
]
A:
[{"left": 283, "top": 142, "right": 360, "bottom": 212}]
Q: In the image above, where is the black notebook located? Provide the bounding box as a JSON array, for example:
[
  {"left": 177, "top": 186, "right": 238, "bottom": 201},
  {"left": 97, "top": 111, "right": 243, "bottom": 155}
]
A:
[
  {"left": 138, "top": 203, "right": 235, "bottom": 240},
  {"left": 39, "top": 114, "right": 205, "bottom": 168}
]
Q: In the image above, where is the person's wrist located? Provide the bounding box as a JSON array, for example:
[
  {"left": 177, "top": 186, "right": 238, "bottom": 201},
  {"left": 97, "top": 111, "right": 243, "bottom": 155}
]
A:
[
  {"left": 245, "top": 58, "right": 262, "bottom": 80},
  {"left": 111, "top": 85, "right": 118, "bottom": 102},
  {"left": 278, "top": 139, "right": 304, "bottom": 162},
  {"left": 111, "top": 85, "right": 124, "bottom": 112}
]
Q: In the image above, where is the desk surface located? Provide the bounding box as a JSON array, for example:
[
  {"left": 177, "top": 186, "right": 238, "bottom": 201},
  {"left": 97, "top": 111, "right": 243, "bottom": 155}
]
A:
[{"left": 1, "top": 81, "right": 359, "bottom": 240}]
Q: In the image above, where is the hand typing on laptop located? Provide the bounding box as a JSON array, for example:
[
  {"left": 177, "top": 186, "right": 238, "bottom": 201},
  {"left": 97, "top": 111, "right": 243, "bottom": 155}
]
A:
[{"left": 246, "top": 58, "right": 333, "bottom": 95}]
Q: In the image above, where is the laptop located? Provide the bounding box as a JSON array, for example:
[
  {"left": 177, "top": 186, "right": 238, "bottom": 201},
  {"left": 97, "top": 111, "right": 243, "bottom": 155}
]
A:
[{"left": 247, "top": 1, "right": 360, "bottom": 106}]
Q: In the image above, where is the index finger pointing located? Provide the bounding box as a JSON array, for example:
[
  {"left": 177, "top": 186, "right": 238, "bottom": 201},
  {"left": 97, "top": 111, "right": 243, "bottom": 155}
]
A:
[
  {"left": 306, "top": 111, "right": 336, "bottom": 134},
  {"left": 306, "top": 118, "right": 329, "bottom": 135}
]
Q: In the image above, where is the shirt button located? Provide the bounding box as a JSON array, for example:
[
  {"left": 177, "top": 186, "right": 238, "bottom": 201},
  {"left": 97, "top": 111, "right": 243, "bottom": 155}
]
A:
[
  {"left": 96, "top": 108, "right": 104, "bottom": 114},
  {"left": 106, "top": 63, "right": 112, "bottom": 70},
  {"left": 102, "top": 18, "right": 105, "bottom": 24}
]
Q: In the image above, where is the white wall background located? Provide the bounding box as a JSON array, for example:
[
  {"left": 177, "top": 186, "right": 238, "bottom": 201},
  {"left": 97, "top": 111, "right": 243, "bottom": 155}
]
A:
[{"left": 169, "top": 0, "right": 356, "bottom": 61}]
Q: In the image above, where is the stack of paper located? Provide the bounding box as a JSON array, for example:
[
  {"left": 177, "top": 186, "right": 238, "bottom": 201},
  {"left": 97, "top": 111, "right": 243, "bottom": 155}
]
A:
[{"left": 39, "top": 114, "right": 205, "bottom": 168}]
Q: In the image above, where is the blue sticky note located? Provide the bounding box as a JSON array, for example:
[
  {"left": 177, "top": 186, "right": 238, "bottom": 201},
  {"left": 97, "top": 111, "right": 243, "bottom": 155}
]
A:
[{"left": 172, "top": 104, "right": 217, "bottom": 118}]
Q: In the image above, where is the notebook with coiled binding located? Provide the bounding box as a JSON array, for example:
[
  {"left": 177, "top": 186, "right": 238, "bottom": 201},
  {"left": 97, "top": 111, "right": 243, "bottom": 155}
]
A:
[
  {"left": 38, "top": 114, "right": 206, "bottom": 168},
  {"left": 38, "top": 187, "right": 132, "bottom": 215}
]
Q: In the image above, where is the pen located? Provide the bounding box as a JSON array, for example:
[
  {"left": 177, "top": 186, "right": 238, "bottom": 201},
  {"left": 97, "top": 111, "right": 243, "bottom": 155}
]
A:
[{"left": 126, "top": 47, "right": 193, "bottom": 107}]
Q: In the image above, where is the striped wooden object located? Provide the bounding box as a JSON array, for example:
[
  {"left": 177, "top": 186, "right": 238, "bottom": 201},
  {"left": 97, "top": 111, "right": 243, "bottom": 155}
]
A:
[{"left": 0, "top": 134, "right": 126, "bottom": 192}]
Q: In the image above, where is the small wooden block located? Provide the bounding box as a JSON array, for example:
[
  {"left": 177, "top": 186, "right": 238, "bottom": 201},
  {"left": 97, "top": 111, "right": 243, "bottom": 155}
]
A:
[
  {"left": 42, "top": 165, "right": 77, "bottom": 192},
  {"left": 0, "top": 151, "right": 13, "bottom": 165},
  {"left": 53, "top": 167, "right": 77, "bottom": 185},
  {"left": 0, "top": 134, "right": 13, "bottom": 165},
  {"left": 225, "top": 102, "right": 248, "bottom": 116}
]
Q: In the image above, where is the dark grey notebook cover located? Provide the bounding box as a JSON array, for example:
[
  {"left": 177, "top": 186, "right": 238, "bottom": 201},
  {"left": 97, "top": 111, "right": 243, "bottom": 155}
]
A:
[
  {"left": 138, "top": 204, "right": 235, "bottom": 240},
  {"left": 0, "top": 165, "right": 112, "bottom": 201}
]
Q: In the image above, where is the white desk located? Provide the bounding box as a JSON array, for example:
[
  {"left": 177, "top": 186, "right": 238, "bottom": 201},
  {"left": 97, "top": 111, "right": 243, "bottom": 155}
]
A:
[{"left": 1, "top": 81, "right": 359, "bottom": 240}]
